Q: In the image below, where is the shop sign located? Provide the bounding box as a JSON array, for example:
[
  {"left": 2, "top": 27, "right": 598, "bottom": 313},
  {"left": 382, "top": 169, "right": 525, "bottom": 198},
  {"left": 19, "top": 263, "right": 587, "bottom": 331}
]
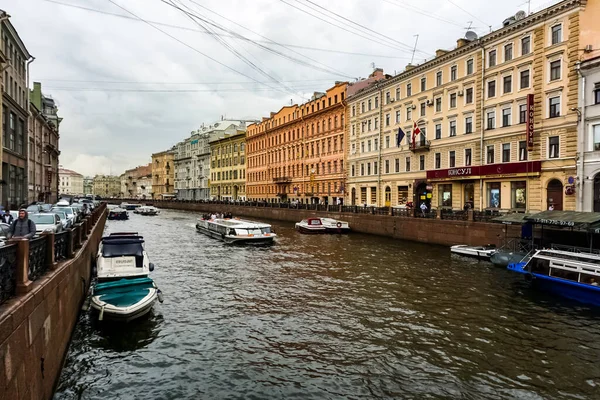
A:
[
  {"left": 526, "top": 94, "right": 534, "bottom": 151},
  {"left": 426, "top": 185, "right": 433, "bottom": 190},
  {"left": 448, "top": 167, "right": 473, "bottom": 177},
  {"left": 427, "top": 161, "right": 541, "bottom": 180}
]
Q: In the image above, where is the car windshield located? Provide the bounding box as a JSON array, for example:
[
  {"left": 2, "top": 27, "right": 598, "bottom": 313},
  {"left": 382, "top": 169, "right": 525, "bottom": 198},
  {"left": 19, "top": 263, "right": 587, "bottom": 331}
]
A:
[
  {"left": 53, "top": 211, "right": 67, "bottom": 219},
  {"left": 53, "top": 207, "right": 73, "bottom": 216},
  {"left": 30, "top": 214, "right": 55, "bottom": 224}
]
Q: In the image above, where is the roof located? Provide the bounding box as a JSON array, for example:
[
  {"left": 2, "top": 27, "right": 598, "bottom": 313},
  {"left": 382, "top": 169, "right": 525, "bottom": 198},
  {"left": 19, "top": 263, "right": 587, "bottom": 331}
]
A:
[
  {"left": 492, "top": 213, "right": 536, "bottom": 225},
  {"left": 58, "top": 168, "right": 83, "bottom": 177},
  {"left": 525, "top": 211, "right": 600, "bottom": 229}
]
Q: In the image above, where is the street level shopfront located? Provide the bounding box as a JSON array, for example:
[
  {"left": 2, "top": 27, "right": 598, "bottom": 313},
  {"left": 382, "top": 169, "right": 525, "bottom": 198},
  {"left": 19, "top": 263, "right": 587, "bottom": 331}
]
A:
[{"left": 426, "top": 161, "right": 542, "bottom": 211}]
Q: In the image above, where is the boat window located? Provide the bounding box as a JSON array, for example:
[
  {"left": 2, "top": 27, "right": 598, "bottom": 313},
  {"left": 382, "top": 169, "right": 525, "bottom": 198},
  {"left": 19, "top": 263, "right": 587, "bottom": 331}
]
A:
[
  {"left": 549, "top": 268, "right": 579, "bottom": 282},
  {"left": 261, "top": 227, "right": 271, "bottom": 234},
  {"left": 530, "top": 258, "right": 550, "bottom": 276},
  {"left": 309, "top": 220, "right": 321, "bottom": 225},
  {"left": 538, "top": 251, "right": 600, "bottom": 266},
  {"left": 102, "top": 243, "right": 144, "bottom": 258},
  {"left": 580, "top": 274, "right": 600, "bottom": 285}
]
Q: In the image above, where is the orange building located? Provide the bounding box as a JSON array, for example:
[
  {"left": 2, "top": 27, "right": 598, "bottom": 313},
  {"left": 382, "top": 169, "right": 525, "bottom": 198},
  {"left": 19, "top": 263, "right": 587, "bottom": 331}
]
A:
[{"left": 247, "top": 82, "right": 347, "bottom": 204}]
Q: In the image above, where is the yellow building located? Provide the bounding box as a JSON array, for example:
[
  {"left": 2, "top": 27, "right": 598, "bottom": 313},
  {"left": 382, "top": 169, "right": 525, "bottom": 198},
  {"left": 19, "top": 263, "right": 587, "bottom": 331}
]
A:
[
  {"left": 92, "top": 175, "right": 120, "bottom": 198},
  {"left": 346, "top": 0, "right": 598, "bottom": 212},
  {"left": 210, "top": 130, "right": 247, "bottom": 200},
  {"left": 151, "top": 149, "right": 175, "bottom": 199}
]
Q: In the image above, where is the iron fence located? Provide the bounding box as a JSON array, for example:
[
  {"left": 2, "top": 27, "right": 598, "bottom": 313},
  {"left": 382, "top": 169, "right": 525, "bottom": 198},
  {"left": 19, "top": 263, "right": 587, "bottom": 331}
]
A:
[
  {"left": 0, "top": 244, "right": 18, "bottom": 305},
  {"left": 54, "top": 231, "right": 69, "bottom": 261},
  {"left": 440, "top": 209, "right": 468, "bottom": 221},
  {"left": 28, "top": 236, "right": 48, "bottom": 281}
]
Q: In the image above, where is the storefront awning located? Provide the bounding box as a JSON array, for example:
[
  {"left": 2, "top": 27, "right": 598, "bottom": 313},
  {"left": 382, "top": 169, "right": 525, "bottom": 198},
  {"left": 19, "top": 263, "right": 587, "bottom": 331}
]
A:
[
  {"left": 493, "top": 213, "right": 536, "bottom": 225},
  {"left": 524, "top": 211, "right": 600, "bottom": 229}
]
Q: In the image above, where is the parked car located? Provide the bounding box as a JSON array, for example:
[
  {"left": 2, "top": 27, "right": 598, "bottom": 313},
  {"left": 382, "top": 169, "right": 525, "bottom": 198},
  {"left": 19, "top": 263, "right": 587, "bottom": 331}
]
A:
[
  {"left": 29, "top": 213, "right": 63, "bottom": 234},
  {"left": 26, "top": 204, "right": 43, "bottom": 214},
  {"left": 51, "top": 208, "right": 75, "bottom": 227},
  {"left": 79, "top": 199, "right": 95, "bottom": 210}
]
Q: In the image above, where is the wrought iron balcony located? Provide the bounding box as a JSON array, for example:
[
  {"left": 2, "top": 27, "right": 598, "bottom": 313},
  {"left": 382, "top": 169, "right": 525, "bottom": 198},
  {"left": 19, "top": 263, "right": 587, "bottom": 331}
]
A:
[
  {"left": 408, "top": 138, "right": 431, "bottom": 152},
  {"left": 273, "top": 176, "right": 292, "bottom": 183}
]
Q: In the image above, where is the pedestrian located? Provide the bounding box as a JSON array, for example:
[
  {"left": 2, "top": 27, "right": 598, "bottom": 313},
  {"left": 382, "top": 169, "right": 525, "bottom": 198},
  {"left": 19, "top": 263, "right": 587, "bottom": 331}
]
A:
[
  {"left": 9, "top": 209, "right": 36, "bottom": 239},
  {"left": 420, "top": 202, "right": 428, "bottom": 217},
  {"left": 82, "top": 203, "right": 91, "bottom": 216},
  {"left": 2, "top": 209, "right": 13, "bottom": 224},
  {"left": 548, "top": 204, "right": 554, "bottom": 211}
]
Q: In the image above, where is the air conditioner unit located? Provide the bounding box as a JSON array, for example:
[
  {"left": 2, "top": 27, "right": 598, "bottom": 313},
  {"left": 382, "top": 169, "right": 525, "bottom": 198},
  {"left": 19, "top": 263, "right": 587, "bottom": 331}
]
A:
[
  {"left": 457, "top": 90, "right": 464, "bottom": 97},
  {"left": 426, "top": 99, "right": 433, "bottom": 106},
  {"left": 411, "top": 104, "right": 417, "bottom": 110},
  {"left": 585, "top": 44, "right": 593, "bottom": 53},
  {"left": 390, "top": 98, "right": 395, "bottom": 103}
]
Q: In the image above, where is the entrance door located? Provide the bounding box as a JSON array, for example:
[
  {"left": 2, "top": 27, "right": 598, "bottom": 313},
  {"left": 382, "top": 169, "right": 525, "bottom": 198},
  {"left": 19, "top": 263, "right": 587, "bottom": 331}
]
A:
[
  {"left": 233, "top": 186, "right": 238, "bottom": 200},
  {"left": 547, "top": 179, "right": 563, "bottom": 210},
  {"left": 594, "top": 174, "right": 600, "bottom": 212},
  {"left": 351, "top": 188, "right": 356, "bottom": 206},
  {"left": 385, "top": 187, "right": 391, "bottom": 207},
  {"left": 415, "top": 182, "right": 431, "bottom": 209}
]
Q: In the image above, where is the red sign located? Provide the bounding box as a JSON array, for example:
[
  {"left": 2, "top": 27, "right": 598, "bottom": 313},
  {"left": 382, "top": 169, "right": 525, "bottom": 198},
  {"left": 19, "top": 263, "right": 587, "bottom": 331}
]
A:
[
  {"left": 526, "top": 94, "right": 534, "bottom": 151},
  {"left": 426, "top": 161, "right": 541, "bottom": 180}
]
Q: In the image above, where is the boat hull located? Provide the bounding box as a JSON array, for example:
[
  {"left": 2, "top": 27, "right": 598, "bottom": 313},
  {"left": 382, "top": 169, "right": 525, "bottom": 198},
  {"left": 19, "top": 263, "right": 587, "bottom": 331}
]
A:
[
  {"left": 490, "top": 251, "right": 527, "bottom": 267},
  {"left": 295, "top": 224, "right": 326, "bottom": 234},
  {"left": 196, "top": 224, "right": 275, "bottom": 244},
  {"left": 450, "top": 245, "right": 495, "bottom": 259},
  {"left": 91, "top": 278, "right": 158, "bottom": 322}
]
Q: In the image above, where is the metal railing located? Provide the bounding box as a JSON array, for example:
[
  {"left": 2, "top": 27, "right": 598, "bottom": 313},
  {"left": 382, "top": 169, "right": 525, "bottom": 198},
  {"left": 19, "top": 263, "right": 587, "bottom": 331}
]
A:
[
  {"left": 54, "top": 231, "right": 69, "bottom": 261},
  {"left": 440, "top": 209, "right": 468, "bottom": 221},
  {"left": 28, "top": 236, "right": 48, "bottom": 281},
  {"left": 0, "top": 244, "right": 18, "bottom": 305}
]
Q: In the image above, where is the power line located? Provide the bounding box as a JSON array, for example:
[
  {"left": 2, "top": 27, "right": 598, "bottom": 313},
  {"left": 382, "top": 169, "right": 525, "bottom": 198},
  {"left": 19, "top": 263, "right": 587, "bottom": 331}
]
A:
[
  {"left": 38, "top": 0, "right": 410, "bottom": 59},
  {"left": 445, "top": 0, "right": 490, "bottom": 28},
  {"left": 34, "top": 78, "right": 340, "bottom": 85},
  {"left": 40, "top": 85, "right": 330, "bottom": 93},
  {"left": 380, "top": 0, "right": 466, "bottom": 28}
]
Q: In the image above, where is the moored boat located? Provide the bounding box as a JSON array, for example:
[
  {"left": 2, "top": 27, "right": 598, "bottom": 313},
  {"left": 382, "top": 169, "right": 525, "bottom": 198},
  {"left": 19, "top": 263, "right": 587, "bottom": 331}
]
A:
[
  {"left": 120, "top": 202, "right": 142, "bottom": 211},
  {"left": 137, "top": 205, "right": 160, "bottom": 216},
  {"left": 195, "top": 217, "right": 276, "bottom": 244},
  {"left": 295, "top": 217, "right": 350, "bottom": 234},
  {"left": 450, "top": 244, "right": 496, "bottom": 260},
  {"left": 508, "top": 249, "right": 600, "bottom": 306},
  {"left": 108, "top": 208, "right": 129, "bottom": 220}
]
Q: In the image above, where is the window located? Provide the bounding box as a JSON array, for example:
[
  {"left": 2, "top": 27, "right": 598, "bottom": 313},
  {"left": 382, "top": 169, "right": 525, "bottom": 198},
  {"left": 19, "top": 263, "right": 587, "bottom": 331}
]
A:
[
  {"left": 449, "top": 151, "right": 456, "bottom": 168},
  {"left": 439, "top": 184, "right": 452, "bottom": 207},
  {"left": 487, "top": 145, "right": 495, "bottom": 164},
  {"left": 467, "top": 59, "right": 474, "bottom": 75},
  {"left": 522, "top": 36, "right": 531, "bottom": 55},
  {"left": 435, "top": 153, "right": 441, "bottom": 169},
  {"left": 503, "top": 75, "right": 512, "bottom": 94},
  {"left": 512, "top": 181, "right": 527, "bottom": 209},
  {"left": 488, "top": 182, "right": 501, "bottom": 208},
  {"left": 396, "top": 87, "right": 400, "bottom": 100},
  {"left": 520, "top": 69, "right": 530, "bottom": 89},
  {"left": 465, "top": 87, "right": 473, "bottom": 104},
  {"left": 489, "top": 50, "right": 497, "bottom": 67},
  {"left": 549, "top": 136, "right": 559, "bottom": 158},
  {"left": 436, "top": 71, "right": 442, "bottom": 86},
  {"left": 351, "top": 165, "right": 355, "bottom": 177},
  {"left": 487, "top": 111, "right": 495, "bottom": 130},
  {"left": 386, "top": 91, "right": 391, "bottom": 104},
  {"left": 368, "top": 120, "right": 372, "bottom": 131},
  {"left": 488, "top": 80, "right": 496, "bottom": 98},
  {"left": 549, "top": 96, "right": 560, "bottom": 118},
  {"left": 465, "top": 116, "right": 473, "bottom": 133},
  {"left": 395, "top": 158, "right": 400, "bottom": 172},
  {"left": 398, "top": 185, "right": 408, "bottom": 204},
  {"left": 419, "top": 155, "right": 425, "bottom": 171},
  {"left": 594, "top": 125, "right": 600, "bottom": 151},
  {"left": 435, "top": 97, "right": 442, "bottom": 112},
  {"left": 595, "top": 85, "right": 600, "bottom": 105},
  {"left": 450, "top": 65, "right": 457, "bottom": 81},
  {"left": 385, "top": 113, "right": 390, "bottom": 126},
  {"left": 367, "top": 140, "right": 372, "bottom": 152},
  {"left": 361, "top": 102, "right": 365, "bottom": 113},
  {"left": 367, "top": 163, "right": 371, "bottom": 175},
  {"left": 551, "top": 24, "right": 562, "bottom": 45},
  {"left": 405, "top": 157, "right": 411, "bottom": 172},
  {"left": 352, "top": 106, "right": 356, "bottom": 116},
  {"left": 504, "top": 43, "right": 513, "bottom": 62},
  {"left": 360, "top": 164, "right": 364, "bottom": 175},
  {"left": 435, "top": 124, "right": 442, "bottom": 139},
  {"left": 550, "top": 60, "right": 561, "bottom": 81},
  {"left": 420, "top": 102, "right": 426, "bottom": 117},
  {"left": 385, "top": 159, "right": 390, "bottom": 173},
  {"left": 385, "top": 136, "right": 390, "bottom": 148},
  {"left": 407, "top": 83, "right": 412, "bottom": 97},
  {"left": 519, "top": 140, "right": 528, "bottom": 160},
  {"left": 396, "top": 110, "right": 401, "bottom": 123},
  {"left": 420, "top": 77, "right": 426, "bottom": 92},
  {"left": 465, "top": 148, "right": 472, "bottom": 166},
  {"left": 502, "top": 108, "right": 511, "bottom": 127},
  {"left": 519, "top": 104, "right": 527, "bottom": 123},
  {"left": 449, "top": 120, "right": 456, "bottom": 137},
  {"left": 368, "top": 99, "right": 372, "bottom": 110},
  {"left": 375, "top": 96, "right": 379, "bottom": 108},
  {"left": 450, "top": 93, "right": 457, "bottom": 108},
  {"left": 407, "top": 108, "right": 412, "bottom": 121},
  {"left": 502, "top": 143, "right": 511, "bottom": 162}
]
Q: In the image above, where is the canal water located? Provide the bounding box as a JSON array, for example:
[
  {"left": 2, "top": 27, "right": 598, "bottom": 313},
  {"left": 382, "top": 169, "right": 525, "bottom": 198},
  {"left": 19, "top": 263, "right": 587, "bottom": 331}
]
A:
[{"left": 54, "top": 209, "right": 600, "bottom": 399}]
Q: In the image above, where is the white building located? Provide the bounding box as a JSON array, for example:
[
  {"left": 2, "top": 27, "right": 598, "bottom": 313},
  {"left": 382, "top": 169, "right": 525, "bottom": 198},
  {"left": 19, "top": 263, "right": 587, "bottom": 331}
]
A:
[
  {"left": 174, "top": 120, "right": 254, "bottom": 200},
  {"left": 58, "top": 168, "right": 84, "bottom": 195}
]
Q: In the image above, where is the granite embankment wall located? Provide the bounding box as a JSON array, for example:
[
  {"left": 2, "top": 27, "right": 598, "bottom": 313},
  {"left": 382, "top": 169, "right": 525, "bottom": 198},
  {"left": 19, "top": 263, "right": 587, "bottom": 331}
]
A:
[
  {"left": 120, "top": 201, "right": 519, "bottom": 247},
  {"left": 0, "top": 205, "right": 107, "bottom": 400}
]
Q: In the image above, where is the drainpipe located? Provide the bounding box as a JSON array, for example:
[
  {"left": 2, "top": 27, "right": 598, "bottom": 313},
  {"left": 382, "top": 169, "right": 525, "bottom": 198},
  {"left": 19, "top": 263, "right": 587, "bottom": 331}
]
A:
[
  {"left": 479, "top": 43, "right": 486, "bottom": 211},
  {"left": 575, "top": 62, "right": 586, "bottom": 211},
  {"left": 26, "top": 56, "right": 35, "bottom": 203},
  {"left": 377, "top": 85, "right": 384, "bottom": 207}
]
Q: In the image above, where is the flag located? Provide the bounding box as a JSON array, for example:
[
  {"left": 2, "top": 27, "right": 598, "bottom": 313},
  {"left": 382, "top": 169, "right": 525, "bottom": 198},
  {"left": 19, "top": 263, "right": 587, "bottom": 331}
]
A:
[
  {"left": 396, "top": 128, "right": 405, "bottom": 147},
  {"left": 412, "top": 121, "right": 421, "bottom": 150}
]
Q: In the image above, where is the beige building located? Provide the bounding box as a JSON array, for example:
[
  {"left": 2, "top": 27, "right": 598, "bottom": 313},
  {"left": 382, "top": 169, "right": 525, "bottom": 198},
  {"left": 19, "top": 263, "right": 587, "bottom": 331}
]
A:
[
  {"left": 58, "top": 168, "right": 83, "bottom": 195},
  {"left": 346, "top": 0, "right": 598, "bottom": 212},
  {"left": 209, "top": 129, "right": 247, "bottom": 200},
  {"left": 83, "top": 176, "right": 93, "bottom": 195},
  {"left": 151, "top": 149, "right": 175, "bottom": 199},
  {"left": 93, "top": 174, "right": 120, "bottom": 198},
  {"left": 120, "top": 164, "right": 152, "bottom": 198}
]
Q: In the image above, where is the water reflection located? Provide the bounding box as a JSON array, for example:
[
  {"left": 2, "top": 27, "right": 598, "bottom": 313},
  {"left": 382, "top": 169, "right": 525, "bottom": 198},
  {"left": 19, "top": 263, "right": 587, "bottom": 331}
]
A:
[{"left": 88, "top": 310, "right": 164, "bottom": 352}]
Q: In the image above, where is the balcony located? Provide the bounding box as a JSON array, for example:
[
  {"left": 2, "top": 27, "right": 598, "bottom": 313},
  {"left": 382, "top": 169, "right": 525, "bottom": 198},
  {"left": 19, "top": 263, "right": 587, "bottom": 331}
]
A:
[
  {"left": 273, "top": 176, "right": 292, "bottom": 184},
  {"left": 407, "top": 138, "right": 431, "bottom": 152}
]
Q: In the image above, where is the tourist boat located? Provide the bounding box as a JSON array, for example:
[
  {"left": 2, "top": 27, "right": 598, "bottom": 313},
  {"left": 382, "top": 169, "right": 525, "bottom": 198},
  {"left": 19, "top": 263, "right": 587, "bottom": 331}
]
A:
[
  {"left": 120, "top": 202, "right": 142, "bottom": 211},
  {"left": 450, "top": 244, "right": 497, "bottom": 260},
  {"left": 137, "top": 206, "right": 160, "bottom": 216},
  {"left": 195, "top": 217, "right": 276, "bottom": 244},
  {"left": 108, "top": 208, "right": 129, "bottom": 220},
  {"left": 507, "top": 249, "right": 600, "bottom": 306},
  {"left": 89, "top": 233, "right": 163, "bottom": 321},
  {"left": 295, "top": 217, "right": 351, "bottom": 234}
]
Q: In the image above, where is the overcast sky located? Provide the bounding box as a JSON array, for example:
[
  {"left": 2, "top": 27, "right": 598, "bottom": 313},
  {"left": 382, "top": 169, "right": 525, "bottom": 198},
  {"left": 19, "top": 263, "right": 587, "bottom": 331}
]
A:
[{"left": 9, "top": 0, "right": 558, "bottom": 176}]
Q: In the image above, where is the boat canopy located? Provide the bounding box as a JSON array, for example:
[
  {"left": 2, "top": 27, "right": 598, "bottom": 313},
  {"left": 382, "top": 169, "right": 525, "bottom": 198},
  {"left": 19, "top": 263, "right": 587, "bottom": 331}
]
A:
[
  {"left": 492, "top": 213, "right": 535, "bottom": 225},
  {"left": 101, "top": 239, "right": 144, "bottom": 258},
  {"left": 524, "top": 211, "right": 600, "bottom": 229}
]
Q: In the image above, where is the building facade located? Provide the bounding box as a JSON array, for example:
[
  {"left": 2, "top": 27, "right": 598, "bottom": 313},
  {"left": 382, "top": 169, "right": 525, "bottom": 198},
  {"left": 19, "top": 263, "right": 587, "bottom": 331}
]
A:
[
  {"left": 120, "top": 164, "right": 151, "bottom": 198},
  {"left": 92, "top": 175, "right": 120, "bottom": 198},
  {"left": 1, "top": 13, "right": 31, "bottom": 209},
  {"left": 246, "top": 83, "right": 347, "bottom": 204},
  {"left": 346, "top": 0, "right": 597, "bottom": 212},
  {"left": 29, "top": 82, "right": 60, "bottom": 203},
  {"left": 83, "top": 176, "right": 93, "bottom": 195},
  {"left": 58, "top": 168, "right": 83, "bottom": 195},
  {"left": 209, "top": 129, "right": 246, "bottom": 200},
  {"left": 151, "top": 149, "right": 175, "bottom": 199}
]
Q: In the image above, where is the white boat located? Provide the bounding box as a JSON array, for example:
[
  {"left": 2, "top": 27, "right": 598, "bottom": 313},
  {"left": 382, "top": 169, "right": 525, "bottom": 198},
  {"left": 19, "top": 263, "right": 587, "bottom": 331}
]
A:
[
  {"left": 195, "top": 217, "right": 276, "bottom": 244},
  {"left": 450, "top": 244, "right": 497, "bottom": 260},
  {"left": 295, "top": 217, "right": 351, "bottom": 234},
  {"left": 89, "top": 232, "right": 163, "bottom": 321},
  {"left": 136, "top": 205, "right": 160, "bottom": 216},
  {"left": 120, "top": 202, "right": 142, "bottom": 211}
]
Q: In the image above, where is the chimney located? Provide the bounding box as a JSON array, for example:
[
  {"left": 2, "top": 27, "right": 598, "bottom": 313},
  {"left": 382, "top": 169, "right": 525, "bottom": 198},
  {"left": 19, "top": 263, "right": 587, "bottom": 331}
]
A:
[
  {"left": 369, "top": 68, "right": 384, "bottom": 78},
  {"left": 456, "top": 38, "right": 469, "bottom": 48},
  {"left": 405, "top": 64, "right": 416, "bottom": 72},
  {"left": 435, "top": 49, "right": 448, "bottom": 57}
]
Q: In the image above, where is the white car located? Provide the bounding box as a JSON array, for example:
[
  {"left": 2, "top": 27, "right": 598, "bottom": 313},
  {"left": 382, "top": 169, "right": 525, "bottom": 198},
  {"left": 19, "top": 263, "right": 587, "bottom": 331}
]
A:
[
  {"left": 51, "top": 206, "right": 76, "bottom": 225},
  {"left": 52, "top": 210, "right": 71, "bottom": 229},
  {"left": 30, "top": 213, "right": 63, "bottom": 234}
]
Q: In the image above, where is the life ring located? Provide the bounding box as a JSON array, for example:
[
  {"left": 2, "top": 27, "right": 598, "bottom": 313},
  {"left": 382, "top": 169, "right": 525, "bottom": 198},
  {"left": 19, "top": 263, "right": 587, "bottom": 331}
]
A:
[{"left": 336, "top": 222, "right": 342, "bottom": 228}]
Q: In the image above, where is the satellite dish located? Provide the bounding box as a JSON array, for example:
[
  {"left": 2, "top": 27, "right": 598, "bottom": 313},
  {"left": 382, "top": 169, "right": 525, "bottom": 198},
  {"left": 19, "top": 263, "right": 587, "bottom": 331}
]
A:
[
  {"left": 465, "top": 31, "right": 478, "bottom": 41},
  {"left": 515, "top": 10, "right": 527, "bottom": 20}
]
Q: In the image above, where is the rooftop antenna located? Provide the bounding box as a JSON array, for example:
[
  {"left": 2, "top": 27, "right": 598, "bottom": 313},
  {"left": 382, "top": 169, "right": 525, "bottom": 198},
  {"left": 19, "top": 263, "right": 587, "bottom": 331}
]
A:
[
  {"left": 290, "top": 98, "right": 293, "bottom": 105},
  {"left": 410, "top": 34, "right": 419, "bottom": 65}
]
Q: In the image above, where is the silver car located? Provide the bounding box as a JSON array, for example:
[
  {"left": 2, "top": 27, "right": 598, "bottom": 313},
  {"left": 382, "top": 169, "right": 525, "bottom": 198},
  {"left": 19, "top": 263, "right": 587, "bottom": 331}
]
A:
[
  {"left": 52, "top": 210, "right": 71, "bottom": 229},
  {"left": 29, "top": 213, "right": 63, "bottom": 234}
]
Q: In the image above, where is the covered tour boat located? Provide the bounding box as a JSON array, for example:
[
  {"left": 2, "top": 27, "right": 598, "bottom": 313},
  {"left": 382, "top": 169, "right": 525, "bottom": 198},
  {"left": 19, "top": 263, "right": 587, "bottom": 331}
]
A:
[
  {"left": 295, "top": 217, "right": 351, "bottom": 234},
  {"left": 450, "top": 244, "right": 497, "bottom": 260},
  {"left": 195, "top": 217, "right": 276, "bottom": 244},
  {"left": 120, "top": 202, "right": 142, "bottom": 211},
  {"left": 108, "top": 208, "right": 129, "bottom": 220},
  {"left": 88, "top": 232, "right": 163, "bottom": 321},
  {"left": 508, "top": 249, "right": 600, "bottom": 306},
  {"left": 136, "top": 205, "right": 160, "bottom": 216}
]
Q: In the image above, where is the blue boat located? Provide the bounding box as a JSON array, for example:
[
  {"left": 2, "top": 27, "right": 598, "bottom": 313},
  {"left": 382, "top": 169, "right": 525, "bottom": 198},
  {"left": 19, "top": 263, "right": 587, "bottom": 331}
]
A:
[
  {"left": 91, "top": 277, "right": 159, "bottom": 322},
  {"left": 508, "top": 249, "right": 600, "bottom": 306}
]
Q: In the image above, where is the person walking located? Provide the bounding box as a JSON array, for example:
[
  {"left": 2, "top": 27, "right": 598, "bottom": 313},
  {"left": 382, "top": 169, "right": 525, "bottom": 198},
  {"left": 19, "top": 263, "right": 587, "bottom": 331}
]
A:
[
  {"left": 420, "top": 202, "right": 428, "bottom": 217},
  {"left": 9, "top": 209, "right": 36, "bottom": 239},
  {"left": 1, "top": 209, "right": 13, "bottom": 224}
]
